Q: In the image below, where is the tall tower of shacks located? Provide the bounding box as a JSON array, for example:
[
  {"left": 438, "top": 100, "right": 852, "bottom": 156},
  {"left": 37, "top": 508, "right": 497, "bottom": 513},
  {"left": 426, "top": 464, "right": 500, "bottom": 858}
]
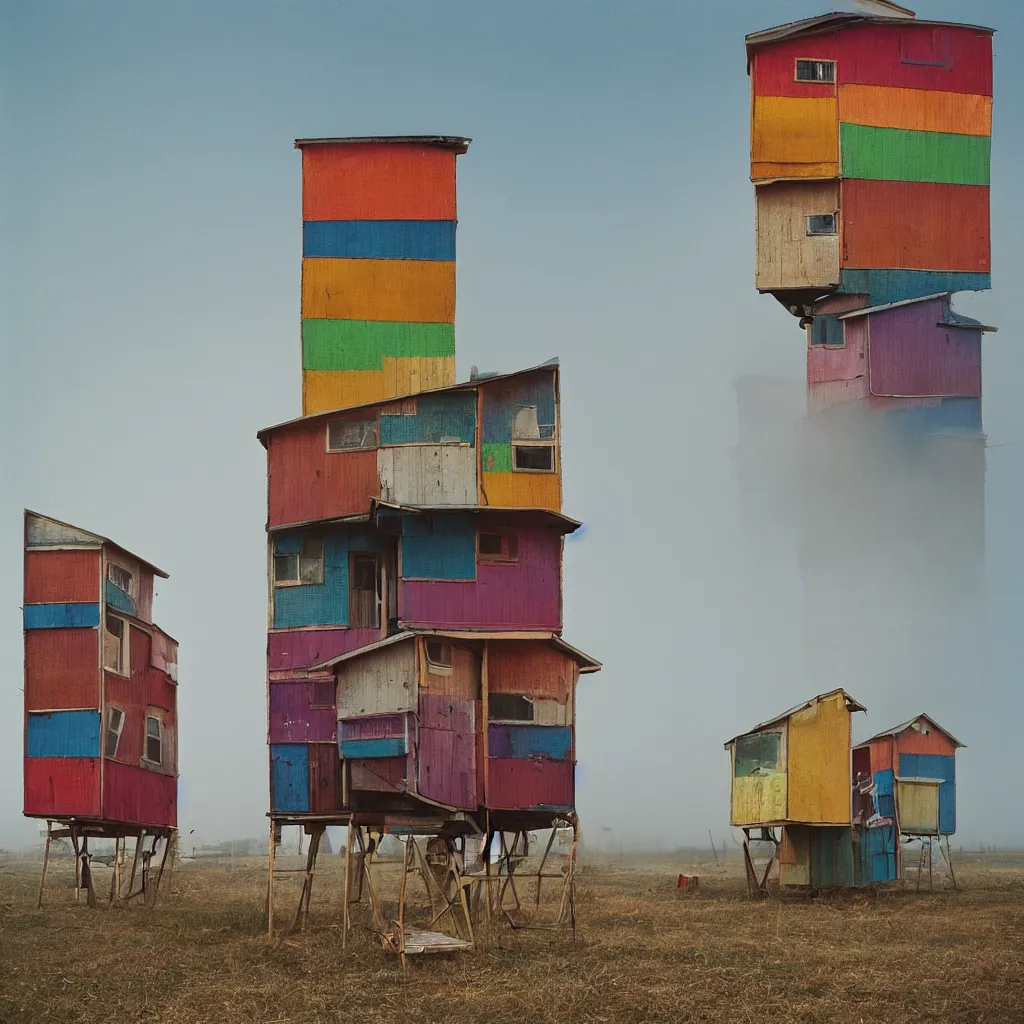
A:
[
  {"left": 258, "top": 137, "right": 599, "bottom": 936},
  {"left": 745, "top": 6, "right": 995, "bottom": 700}
]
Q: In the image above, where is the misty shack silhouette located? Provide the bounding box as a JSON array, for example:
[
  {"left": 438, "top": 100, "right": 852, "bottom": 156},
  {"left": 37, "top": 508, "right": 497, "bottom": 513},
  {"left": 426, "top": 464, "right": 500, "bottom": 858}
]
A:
[
  {"left": 23, "top": 510, "right": 178, "bottom": 907},
  {"left": 257, "top": 137, "right": 600, "bottom": 956}
]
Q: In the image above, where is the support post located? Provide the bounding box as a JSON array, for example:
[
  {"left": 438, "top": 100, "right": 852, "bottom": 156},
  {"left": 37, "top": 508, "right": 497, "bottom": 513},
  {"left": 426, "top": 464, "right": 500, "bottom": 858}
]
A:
[
  {"left": 37, "top": 822, "right": 52, "bottom": 909},
  {"left": 267, "top": 817, "right": 277, "bottom": 938},
  {"left": 342, "top": 820, "right": 353, "bottom": 948}
]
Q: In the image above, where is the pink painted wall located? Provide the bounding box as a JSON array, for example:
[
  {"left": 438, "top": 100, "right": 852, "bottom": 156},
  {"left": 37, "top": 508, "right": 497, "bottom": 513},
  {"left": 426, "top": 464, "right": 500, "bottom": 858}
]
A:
[
  {"left": 417, "top": 695, "right": 476, "bottom": 810},
  {"left": 268, "top": 627, "right": 382, "bottom": 673},
  {"left": 269, "top": 682, "right": 337, "bottom": 743},
  {"left": 808, "top": 317, "right": 867, "bottom": 385},
  {"left": 868, "top": 298, "right": 982, "bottom": 398},
  {"left": 399, "top": 529, "right": 561, "bottom": 630}
]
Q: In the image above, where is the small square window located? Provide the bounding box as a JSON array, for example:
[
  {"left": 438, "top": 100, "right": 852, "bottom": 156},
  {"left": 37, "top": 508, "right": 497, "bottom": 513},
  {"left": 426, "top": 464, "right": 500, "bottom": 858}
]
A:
[
  {"left": 425, "top": 640, "right": 453, "bottom": 672},
  {"left": 513, "top": 444, "right": 554, "bottom": 472},
  {"left": 795, "top": 59, "right": 835, "bottom": 83},
  {"left": 806, "top": 214, "right": 837, "bottom": 236},
  {"left": 489, "top": 692, "right": 534, "bottom": 722},
  {"left": 105, "top": 707, "right": 125, "bottom": 758},
  {"left": 328, "top": 418, "right": 379, "bottom": 451},
  {"left": 478, "top": 532, "right": 519, "bottom": 562}
]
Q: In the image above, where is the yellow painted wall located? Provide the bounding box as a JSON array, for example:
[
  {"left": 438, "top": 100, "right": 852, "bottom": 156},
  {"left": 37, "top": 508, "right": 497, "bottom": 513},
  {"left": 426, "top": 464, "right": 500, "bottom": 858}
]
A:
[
  {"left": 755, "top": 181, "right": 841, "bottom": 291},
  {"left": 303, "top": 357, "right": 456, "bottom": 416},
  {"left": 897, "top": 780, "right": 940, "bottom": 834},
  {"left": 751, "top": 95, "right": 839, "bottom": 181},
  {"left": 779, "top": 825, "right": 811, "bottom": 886},
  {"left": 302, "top": 258, "right": 456, "bottom": 323},
  {"left": 787, "top": 692, "right": 852, "bottom": 825},
  {"left": 839, "top": 85, "right": 992, "bottom": 137},
  {"left": 730, "top": 773, "right": 788, "bottom": 826},
  {"left": 479, "top": 471, "right": 561, "bottom": 512}
]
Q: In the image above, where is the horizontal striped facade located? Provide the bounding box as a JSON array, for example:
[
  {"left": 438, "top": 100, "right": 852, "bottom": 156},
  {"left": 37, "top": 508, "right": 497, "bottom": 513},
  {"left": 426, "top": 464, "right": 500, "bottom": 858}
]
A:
[
  {"left": 300, "top": 142, "right": 462, "bottom": 415},
  {"left": 840, "top": 124, "right": 989, "bottom": 185},
  {"left": 26, "top": 710, "right": 101, "bottom": 758},
  {"left": 24, "top": 603, "right": 101, "bottom": 629}
]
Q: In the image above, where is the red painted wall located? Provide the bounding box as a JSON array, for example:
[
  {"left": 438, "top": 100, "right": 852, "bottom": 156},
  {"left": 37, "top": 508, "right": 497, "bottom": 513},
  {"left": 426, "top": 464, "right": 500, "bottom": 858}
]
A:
[
  {"left": 25, "top": 629, "right": 99, "bottom": 710},
  {"left": 487, "top": 758, "right": 573, "bottom": 811},
  {"left": 102, "top": 760, "right": 176, "bottom": 827},
  {"left": 268, "top": 627, "right": 381, "bottom": 673},
  {"left": 267, "top": 426, "right": 379, "bottom": 528},
  {"left": 24, "top": 757, "right": 101, "bottom": 818},
  {"left": 24, "top": 549, "right": 99, "bottom": 604}
]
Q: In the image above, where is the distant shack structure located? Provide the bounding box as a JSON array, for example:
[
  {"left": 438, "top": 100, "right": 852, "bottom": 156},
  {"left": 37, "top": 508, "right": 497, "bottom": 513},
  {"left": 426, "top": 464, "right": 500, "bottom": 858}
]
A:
[
  {"left": 725, "top": 689, "right": 865, "bottom": 893},
  {"left": 23, "top": 511, "right": 178, "bottom": 907},
  {"left": 259, "top": 136, "right": 600, "bottom": 957}
]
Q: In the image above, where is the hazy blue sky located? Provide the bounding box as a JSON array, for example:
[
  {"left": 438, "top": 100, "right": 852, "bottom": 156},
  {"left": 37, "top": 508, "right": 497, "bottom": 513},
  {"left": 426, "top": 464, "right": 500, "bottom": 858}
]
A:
[{"left": 3, "top": 0, "right": 1022, "bottom": 849}]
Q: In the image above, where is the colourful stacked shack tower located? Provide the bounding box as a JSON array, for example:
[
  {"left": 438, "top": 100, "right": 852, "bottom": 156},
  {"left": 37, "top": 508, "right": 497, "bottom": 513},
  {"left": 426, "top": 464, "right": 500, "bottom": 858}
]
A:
[
  {"left": 23, "top": 511, "right": 178, "bottom": 905},
  {"left": 259, "top": 137, "right": 599, "bottom": 940},
  {"left": 744, "top": 8, "right": 990, "bottom": 769}
]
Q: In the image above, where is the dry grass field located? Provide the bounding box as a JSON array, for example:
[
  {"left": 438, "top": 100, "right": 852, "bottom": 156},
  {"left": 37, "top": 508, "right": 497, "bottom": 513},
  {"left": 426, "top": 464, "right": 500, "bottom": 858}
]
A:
[{"left": 2, "top": 846, "right": 1023, "bottom": 1024}]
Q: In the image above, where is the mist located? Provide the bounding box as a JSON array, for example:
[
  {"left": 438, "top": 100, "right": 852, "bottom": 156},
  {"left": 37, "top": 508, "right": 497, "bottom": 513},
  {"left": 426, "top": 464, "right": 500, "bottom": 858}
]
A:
[{"left": 3, "top": 0, "right": 1023, "bottom": 853}]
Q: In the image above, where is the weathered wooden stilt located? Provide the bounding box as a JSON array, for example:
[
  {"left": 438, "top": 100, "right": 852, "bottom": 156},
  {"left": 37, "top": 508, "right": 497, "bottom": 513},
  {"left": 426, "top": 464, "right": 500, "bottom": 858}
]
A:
[{"left": 37, "top": 822, "right": 52, "bottom": 909}]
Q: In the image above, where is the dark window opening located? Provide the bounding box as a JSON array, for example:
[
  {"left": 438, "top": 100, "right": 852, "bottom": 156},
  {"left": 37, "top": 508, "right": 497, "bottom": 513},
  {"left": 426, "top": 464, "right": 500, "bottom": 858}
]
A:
[
  {"left": 489, "top": 692, "right": 534, "bottom": 722},
  {"left": 734, "top": 731, "right": 781, "bottom": 778},
  {"left": 795, "top": 59, "right": 835, "bottom": 83},
  {"left": 274, "top": 537, "right": 324, "bottom": 586},
  {"left": 311, "top": 680, "right": 335, "bottom": 708},
  {"left": 425, "top": 640, "right": 453, "bottom": 671},
  {"left": 479, "top": 532, "right": 519, "bottom": 562},
  {"left": 349, "top": 553, "right": 381, "bottom": 628},
  {"left": 513, "top": 444, "right": 554, "bottom": 472},
  {"left": 105, "top": 707, "right": 125, "bottom": 758},
  {"left": 810, "top": 315, "right": 844, "bottom": 348},
  {"left": 806, "top": 213, "right": 837, "bottom": 236},
  {"left": 103, "top": 614, "right": 127, "bottom": 675},
  {"left": 145, "top": 715, "right": 162, "bottom": 766}
]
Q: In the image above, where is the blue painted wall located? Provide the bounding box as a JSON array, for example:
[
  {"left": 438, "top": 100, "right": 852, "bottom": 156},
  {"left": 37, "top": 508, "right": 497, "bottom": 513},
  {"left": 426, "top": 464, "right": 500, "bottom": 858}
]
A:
[
  {"left": 838, "top": 269, "right": 991, "bottom": 306},
  {"left": 273, "top": 527, "right": 387, "bottom": 629},
  {"left": 488, "top": 725, "right": 573, "bottom": 760},
  {"left": 810, "top": 826, "right": 859, "bottom": 888},
  {"left": 862, "top": 824, "right": 898, "bottom": 882},
  {"left": 899, "top": 753, "right": 956, "bottom": 833},
  {"left": 339, "top": 737, "right": 408, "bottom": 759},
  {"left": 874, "top": 769, "right": 896, "bottom": 818},
  {"left": 271, "top": 744, "right": 309, "bottom": 813},
  {"left": 401, "top": 514, "right": 476, "bottom": 580},
  {"left": 26, "top": 710, "right": 101, "bottom": 758},
  {"left": 482, "top": 373, "right": 557, "bottom": 443},
  {"left": 380, "top": 392, "right": 476, "bottom": 446},
  {"left": 884, "top": 398, "right": 982, "bottom": 439},
  {"left": 105, "top": 579, "right": 136, "bottom": 616},
  {"left": 303, "top": 220, "right": 456, "bottom": 261},
  {"left": 24, "top": 603, "right": 100, "bottom": 629}
]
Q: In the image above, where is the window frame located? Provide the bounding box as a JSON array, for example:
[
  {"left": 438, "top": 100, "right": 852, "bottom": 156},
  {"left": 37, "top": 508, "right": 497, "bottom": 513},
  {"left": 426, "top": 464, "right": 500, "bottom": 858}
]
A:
[
  {"left": 511, "top": 442, "right": 556, "bottom": 474},
  {"left": 106, "top": 563, "right": 135, "bottom": 596},
  {"left": 805, "top": 212, "right": 838, "bottom": 237},
  {"left": 348, "top": 552, "right": 382, "bottom": 629},
  {"left": 273, "top": 537, "right": 325, "bottom": 588},
  {"left": 143, "top": 714, "right": 162, "bottom": 767},
  {"left": 309, "top": 680, "right": 336, "bottom": 709},
  {"left": 424, "top": 639, "right": 453, "bottom": 675},
  {"left": 325, "top": 416, "right": 380, "bottom": 453},
  {"left": 809, "top": 315, "right": 846, "bottom": 350},
  {"left": 793, "top": 58, "right": 836, "bottom": 84},
  {"left": 105, "top": 706, "right": 126, "bottom": 758},
  {"left": 488, "top": 692, "right": 535, "bottom": 723},
  {"left": 478, "top": 531, "right": 519, "bottom": 564},
  {"left": 733, "top": 730, "right": 783, "bottom": 779},
  {"left": 103, "top": 613, "right": 130, "bottom": 676}
]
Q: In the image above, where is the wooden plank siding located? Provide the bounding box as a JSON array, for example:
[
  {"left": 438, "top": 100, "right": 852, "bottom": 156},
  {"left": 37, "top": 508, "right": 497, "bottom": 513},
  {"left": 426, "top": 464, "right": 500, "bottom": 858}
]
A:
[
  {"left": 755, "top": 181, "right": 841, "bottom": 290},
  {"left": 335, "top": 640, "right": 417, "bottom": 719},
  {"left": 787, "top": 691, "right": 853, "bottom": 825}
]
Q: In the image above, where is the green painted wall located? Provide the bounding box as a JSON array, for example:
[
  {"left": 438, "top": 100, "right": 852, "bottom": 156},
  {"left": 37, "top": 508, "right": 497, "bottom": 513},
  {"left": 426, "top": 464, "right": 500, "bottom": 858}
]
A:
[
  {"left": 840, "top": 124, "right": 990, "bottom": 185},
  {"left": 482, "top": 442, "right": 512, "bottom": 473},
  {"left": 302, "top": 319, "right": 456, "bottom": 371}
]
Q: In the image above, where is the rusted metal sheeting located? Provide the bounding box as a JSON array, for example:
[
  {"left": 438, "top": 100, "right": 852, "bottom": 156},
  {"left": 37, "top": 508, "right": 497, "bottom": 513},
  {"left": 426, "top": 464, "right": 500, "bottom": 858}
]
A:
[
  {"left": 308, "top": 744, "right": 340, "bottom": 813},
  {"left": 24, "top": 757, "right": 100, "bottom": 818},
  {"left": 25, "top": 549, "right": 99, "bottom": 604},
  {"left": 269, "top": 682, "right": 338, "bottom": 743},
  {"left": 400, "top": 528, "right": 562, "bottom": 630},
  {"left": 418, "top": 695, "right": 476, "bottom": 809},
  {"left": 268, "top": 627, "right": 381, "bottom": 673},
  {"left": 487, "top": 757, "right": 573, "bottom": 811},
  {"left": 102, "top": 760, "right": 177, "bottom": 828},
  {"left": 486, "top": 640, "right": 576, "bottom": 701},
  {"left": 25, "top": 629, "right": 99, "bottom": 710},
  {"left": 267, "top": 427, "right": 379, "bottom": 528},
  {"left": 336, "top": 640, "right": 416, "bottom": 718},
  {"left": 350, "top": 756, "right": 409, "bottom": 793},
  {"left": 865, "top": 297, "right": 982, "bottom": 398}
]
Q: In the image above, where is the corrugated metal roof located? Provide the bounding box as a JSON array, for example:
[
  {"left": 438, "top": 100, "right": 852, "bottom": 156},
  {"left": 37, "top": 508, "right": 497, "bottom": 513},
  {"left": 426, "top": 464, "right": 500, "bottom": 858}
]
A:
[
  {"left": 294, "top": 136, "right": 471, "bottom": 153},
  {"left": 311, "top": 628, "right": 601, "bottom": 673},
  {"left": 855, "top": 714, "right": 965, "bottom": 749},
  {"left": 746, "top": 11, "right": 993, "bottom": 61},
  {"left": 257, "top": 358, "right": 560, "bottom": 444},
  {"left": 370, "top": 499, "right": 581, "bottom": 534},
  {"left": 837, "top": 293, "right": 998, "bottom": 332},
  {"left": 24, "top": 509, "right": 170, "bottom": 578},
  {"left": 724, "top": 688, "right": 866, "bottom": 748}
]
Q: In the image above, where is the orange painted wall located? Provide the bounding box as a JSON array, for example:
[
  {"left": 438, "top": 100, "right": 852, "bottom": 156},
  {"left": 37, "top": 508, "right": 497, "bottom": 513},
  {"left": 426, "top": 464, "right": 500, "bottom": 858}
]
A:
[
  {"left": 839, "top": 85, "right": 992, "bottom": 137},
  {"left": 302, "top": 143, "right": 457, "bottom": 221},
  {"left": 24, "top": 549, "right": 99, "bottom": 604},
  {"left": 842, "top": 179, "right": 990, "bottom": 272},
  {"left": 751, "top": 95, "right": 839, "bottom": 180},
  {"left": 487, "top": 642, "right": 576, "bottom": 703},
  {"left": 896, "top": 728, "right": 958, "bottom": 759},
  {"left": 480, "top": 472, "right": 561, "bottom": 513},
  {"left": 25, "top": 629, "right": 100, "bottom": 710}
]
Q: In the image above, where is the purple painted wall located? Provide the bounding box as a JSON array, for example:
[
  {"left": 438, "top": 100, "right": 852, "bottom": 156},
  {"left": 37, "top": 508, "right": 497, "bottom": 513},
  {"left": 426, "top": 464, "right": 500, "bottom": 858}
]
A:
[
  {"left": 268, "top": 627, "right": 382, "bottom": 673},
  {"left": 868, "top": 298, "right": 982, "bottom": 399},
  {"left": 399, "top": 529, "right": 561, "bottom": 630},
  {"left": 417, "top": 694, "right": 476, "bottom": 809},
  {"left": 269, "top": 682, "right": 337, "bottom": 743}
]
